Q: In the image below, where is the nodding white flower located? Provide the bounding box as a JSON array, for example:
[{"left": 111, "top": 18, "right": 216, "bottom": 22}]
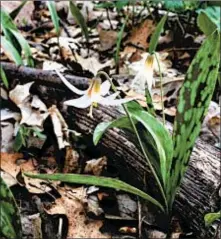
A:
[
  {"left": 56, "top": 70, "right": 134, "bottom": 118},
  {"left": 131, "top": 54, "right": 155, "bottom": 94}
]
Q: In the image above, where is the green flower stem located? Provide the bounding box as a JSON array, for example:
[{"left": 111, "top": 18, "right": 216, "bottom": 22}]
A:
[
  {"left": 154, "top": 52, "right": 166, "bottom": 125},
  {"left": 96, "top": 71, "right": 168, "bottom": 214}
]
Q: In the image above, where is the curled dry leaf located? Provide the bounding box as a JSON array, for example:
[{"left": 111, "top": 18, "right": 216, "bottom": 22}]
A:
[
  {"left": 84, "top": 156, "right": 107, "bottom": 176},
  {"left": 9, "top": 82, "right": 49, "bottom": 128},
  {"left": 48, "top": 105, "right": 70, "bottom": 149},
  {"left": 63, "top": 146, "right": 79, "bottom": 173}
]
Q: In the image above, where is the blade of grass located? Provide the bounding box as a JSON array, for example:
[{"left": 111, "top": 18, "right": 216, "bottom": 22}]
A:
[
  {"left": 24, "top": 172, "right": 165, "bottom": 212},
  {"left": 1, "top": 36, "right": 23, "bottom": 65},
  {"left": 115, "top": 15, "right": 128, "bottom": 74},
  {"left": 69, "top": 0, "right": 89, "bottom": 42},
  {"left": 0, "top": 66, "right": 9, "bottom": 89},
  {"left": 10, "top": 29, "right": 34, "bottom": 67},
  {"left": 46, "top": 0, "right": 60, "bottom": 35}
]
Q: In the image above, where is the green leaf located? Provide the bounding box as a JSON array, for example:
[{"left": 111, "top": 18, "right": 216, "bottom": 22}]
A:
[
  {"left": 128, "top": 108, "right": 173, "bottom": 187},
  {"left": 197, "top": 6, "right": 220, "bottom": 32},
  {"left": 0, "top": 66, "right": 9, "bottom": 89},
  {"left": 145, "top": 88, "right": 156, "bottom": 116},
  {"left": 10, "top": 29, "right": 34, "bottom": 67},
  {"left": 1, "top": 36, "right": 23, "bottom": 65},
  {"left": 69, "top": 1, "right": 89, "bottom": 42},
  {"left": 204, "top": 211, "right": 221, "bottom": 227},
  {"left": 93, "top": 116, "right": 132, "bottom": 146},
  {"left": 10, "top": 0, "right": 27, "bottom": 20},
  {"left": 46, "top": 0, "right": 60, "bottom": 35},
  {"left": 163, "top": 0, "right": 184, "bottom": 12},
  {"left": 197, "top": 11, "right": 217, "bottom": 36},
  {"left": 13, "top": 126, "right": 27, "bottom": 151},
  {"left": 115, "top": 15, "right": 128, "bottom": 71},
  {"left": 0, "top": 177, "right": 22, "bottom": 239},
  {"left": 169, "top": 31, "right": 220, "bottom": 208},
  {"left": 24, "top": 173, "right": 164, "bottom": 212},
  {"left": 115, "top": 0, "right": 129, "bottom": 11},
  {"left": 95, "top": 2, "right": 115, "bottom": 9},
  {"left": 149, "top": 15, "right": 167, "bottom": 54}
]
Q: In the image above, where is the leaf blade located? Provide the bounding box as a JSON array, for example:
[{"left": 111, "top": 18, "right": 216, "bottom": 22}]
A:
[{"left": 46, "top": 0, "right": 60, "bottom": 35}]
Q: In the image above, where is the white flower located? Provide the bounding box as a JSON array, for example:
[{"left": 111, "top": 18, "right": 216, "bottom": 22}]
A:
[
  {"left": 56, "top": 70, "right": 134, "bottom": 118},
  {"left": 131, "top": 54, "right": 155, "bottom": 94}
]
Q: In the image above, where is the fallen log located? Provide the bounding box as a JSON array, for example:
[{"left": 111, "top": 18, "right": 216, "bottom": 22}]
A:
[{"left": 2, "top": 63, "right": 220, "bottom": 238}]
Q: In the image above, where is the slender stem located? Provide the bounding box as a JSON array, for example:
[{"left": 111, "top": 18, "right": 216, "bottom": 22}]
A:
[
  {"left": 154, "top": 52, "right": 165, "bottom": 125},
  {"left": 96, "top": 71, "right": 168, "bottom": 213}
]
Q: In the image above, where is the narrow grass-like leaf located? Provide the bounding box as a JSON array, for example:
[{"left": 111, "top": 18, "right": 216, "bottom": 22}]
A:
[
  {"left": 0, "top": 66, "right": 9, "bottom": 89},
  {"left": 10, "top": 0, "right": 27, "bottom": 20},
  {"left": 47, "top": 0, "right": 60, "bottom": 35},
  {"left": 24, "top": 172, "right": 164, "bottom": 212},
  {"left": 168, "top": 31, "right": 220, "bottom": 208},
  {"left": 204, "top": 211, "right": 221, "bottom": 227},
  {"left": 115, "top": 15, "right": 128, "bottom": 72},
  {"left": 145, "top": 88, "right": 156, "bottom": 116},
  {"left": 10, "top": 29, "right": 34, "bottom": 67},
  {"left": 69, "top": 0, "right": 89, "bottom": 42},
  {"left": 149, "top": 14, "right": 167, "bottom": 54},
  {"left": 0, "top": 177, "right": 22, "bottom": 239},
  {"left": 1, "top": 36, "right": 23, "bottom": 65}
]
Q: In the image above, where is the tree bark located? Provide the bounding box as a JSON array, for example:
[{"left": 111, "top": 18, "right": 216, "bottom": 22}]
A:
[{"left": 2, "top": 63, "right": 220, "bottom": 238}]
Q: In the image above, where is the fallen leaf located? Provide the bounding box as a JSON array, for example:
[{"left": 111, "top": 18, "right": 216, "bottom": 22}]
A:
[
  {"left": 98, "top": 27, "right": 119, "bottom": 52},
  {"left": 84, "top": 156, "right": 107, "bottom": 176}
]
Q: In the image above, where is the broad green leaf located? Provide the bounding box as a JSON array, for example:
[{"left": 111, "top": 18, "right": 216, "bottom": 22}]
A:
[
  {"left": 93, "top": 116, "right": 132, "bottom": 145},
  {"left": 169, "top": 31, "right": 220, "bottom": 208},
  {"left": 197, "top": 6, "right": 220, "bottom": 32},
  {"left": 47, "top": 0, "right": 60, "bottom": 35},
  {"left": 1, "top": 36, "right": 23, "bottom": 65},
  {"left": 128, "top": 108, "right": 173, "bottom": 186},
  {"left": 115, "top": 0, "right": 129, "bottom": 11},
  {"left": 149, "top": 15, "right": 167, "bottom": 54},
  {"left": 163, "top": 0, "right": 184, "bottom": 12},
  {"left": 0, "top": 177, "right": 22, "bottom": 239},
  {"left": 204, "top": 211, "right": 221, "bottom": 227},
  {"left": 69, "top": 1, "right": 89, "bottom": 42},
  {"left": 10, "top": 0, "right": 27, "bottom": 20},
  {"left": 197, "top": 11, "right": 217, "bottom": 36},
  {"left": 24, "top": 173, "right": 164, "bottom": 212},
  {"left": 95, "top": 2, "right": 115, "bottom": 9},
  {"left": 10, "top": 29, "right": 34, "bottom": 67},
  {"left": 0, "top": 66, "right": 9, "bottom": 89}
]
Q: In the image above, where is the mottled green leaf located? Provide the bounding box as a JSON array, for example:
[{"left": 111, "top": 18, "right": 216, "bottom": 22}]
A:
[
  {"left": 69, "top": 1, "right": 89, "bottom": 42},
  {"left": 145, "top": 88, "right": 156, "bottom": 116},
  {"left": 1, "top": 36, "right": 23, "bottom": 65},
  {"left": 0, "top": 178, "right": 22, "bottom": 239},
  {"left": 168, "top": 31, "right": 220, "bottom": 208},
  {"left": 47, "top": 0, "right": 60, "bottom": 35},
  {"left": 24, "top": 172, "right": 164, "bottom": 212},
  {"left": 149, "top": 15, "right": 167, "bottom": 54},
  {"left": 204, "top": 211, "right": 221, "bottom": 227}
]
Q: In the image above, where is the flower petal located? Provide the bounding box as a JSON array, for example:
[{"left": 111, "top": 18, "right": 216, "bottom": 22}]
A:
[
  {"left": 64, "top": 95, "right": 91, "bottom": 108},
  {"left": 55, "top": 70, "right": 87, "bottom": 95},
  {"left": 100, "top": 96, "right": 135, "bottom": 106},
  {"left": 105, "top": 92, "right": 120, "bottom": 100},
  {"left": 100, "top": 80, "right": 111, "bottom": 96}
]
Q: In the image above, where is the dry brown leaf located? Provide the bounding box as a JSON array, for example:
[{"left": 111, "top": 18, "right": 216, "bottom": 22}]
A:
[
  {"left": 63, "top": 146, "right": 79, "bottom": 173},
  {"left": 21, "top": 159, "right": 54, "bottom": 194},
  {"left": 0, "top": 152, "right": 23, "bottom": 179},
  {"left": 98, "top": 27, "right": 119, "bottom": 52},
  {"left": 84, "top": 156, "right": 107, "bottom": 176},
  {"left": 47, "top": 187, "right": 110, "bottom": 238},
  {"left": 126, "top": 19, "right": 155, "bottom": 50}
]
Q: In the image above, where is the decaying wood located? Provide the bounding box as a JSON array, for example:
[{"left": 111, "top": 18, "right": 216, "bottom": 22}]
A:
[{"left": 2, "top": 63, "right": 220, "bottom": 238}]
